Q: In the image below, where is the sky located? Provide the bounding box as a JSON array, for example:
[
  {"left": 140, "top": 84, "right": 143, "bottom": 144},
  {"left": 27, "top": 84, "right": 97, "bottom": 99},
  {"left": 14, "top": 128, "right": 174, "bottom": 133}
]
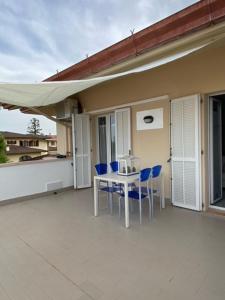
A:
[{"left": 0, "top": 0, "right": 197, "bottom": 134}]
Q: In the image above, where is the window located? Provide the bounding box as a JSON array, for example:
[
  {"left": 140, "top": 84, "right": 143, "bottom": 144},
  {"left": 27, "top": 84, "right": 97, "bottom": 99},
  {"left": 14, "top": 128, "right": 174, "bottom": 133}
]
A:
[
  {"left": 97, "top": 113, "right": 116, "bottom": 165},
  {"left": 20, "top": 140, "right": 39, "bottom": 147},
  {"left": 20, "top": 140, "right": 29, "bottom": 147},
  {"left": 7, "top": 140, "right": 16, "bottom": 145},
  {"left": 110, "top": 114, "right": 116, "bottom": 162}
]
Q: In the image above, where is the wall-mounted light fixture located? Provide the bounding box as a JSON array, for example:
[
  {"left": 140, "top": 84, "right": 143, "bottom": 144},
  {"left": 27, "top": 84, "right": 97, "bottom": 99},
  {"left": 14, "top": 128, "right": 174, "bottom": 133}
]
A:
[
  {"left": 143, "top": 115, "right": 154, "bottom": 124},
  {"left": 136, "top": 108, "right": 163, "bottom": 130}
]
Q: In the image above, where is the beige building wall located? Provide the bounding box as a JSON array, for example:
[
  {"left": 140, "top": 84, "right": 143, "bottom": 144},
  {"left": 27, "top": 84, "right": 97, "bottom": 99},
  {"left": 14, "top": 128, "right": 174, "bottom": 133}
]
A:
[
  {"left": 31, "top": 140, "right": 48, "bottom": 151},
  {"left": 5, "top": 138, "right": 48, "bottom": 151},
  {"left": 131, "top": 100, "right": 170, "bottom": 195},
  {"left": 79, "top": 43, "right": 225, "bottom": 112},
  {"left": 56, "top": 123, "right": 67, "bottom": 155},
  {"left": 35, "top": 140, "right": 48, "bottom": 151},
  {"left": 78, "top": 41, "right": 225, "bottom": 205}
]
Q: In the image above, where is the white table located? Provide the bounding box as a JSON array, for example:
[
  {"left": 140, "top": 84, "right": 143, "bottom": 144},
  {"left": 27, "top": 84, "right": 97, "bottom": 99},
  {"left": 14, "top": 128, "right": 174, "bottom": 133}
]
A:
[{"left": 94, "top": 173, "right": 139, "bottom": 228}]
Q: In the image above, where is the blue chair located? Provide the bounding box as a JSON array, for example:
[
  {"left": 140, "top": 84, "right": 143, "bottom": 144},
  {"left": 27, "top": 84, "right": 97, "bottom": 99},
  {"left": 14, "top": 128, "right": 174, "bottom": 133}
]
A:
[
  {"left": 95, "top": 163, "right": 108, "bottom": 175},
  {"left": 119, "top": 168, "right": 152, "bottom": 224},
  {"left": 151, "top": 165, "right": 163, "bottom": 215},
  {"left": 134, "top": 165, "right": 163, "bottom": 218},
  {"left": 95, "top": 163, "right": 119, "bottom": 214},
  {"left": 110, "top": 161, "right": 119, "bottom": 172}
]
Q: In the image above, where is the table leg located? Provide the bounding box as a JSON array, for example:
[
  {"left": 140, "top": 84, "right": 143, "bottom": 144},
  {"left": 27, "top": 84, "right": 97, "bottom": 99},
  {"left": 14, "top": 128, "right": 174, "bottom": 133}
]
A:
[
  {"left": 124, "top": 182, "right": 130, "bottom": 228},
  {"left": 94, "top": 177, "right": 98, "bottom": 217},
  {"left": 109, "top": 181, "right": 113, "bottom": 215}
]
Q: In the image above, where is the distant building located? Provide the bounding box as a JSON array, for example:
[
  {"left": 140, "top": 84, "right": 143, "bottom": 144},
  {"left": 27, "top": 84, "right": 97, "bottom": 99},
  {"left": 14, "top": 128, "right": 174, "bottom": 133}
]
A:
[
  {"left": 0, "top": 131, "right": 57, "bottom": 162},
  {"left": 45, "top": 135, "right": 57, "bottom": 154},
  {"left": 6, "top": 144, "right": 46, "bottom": 162}
]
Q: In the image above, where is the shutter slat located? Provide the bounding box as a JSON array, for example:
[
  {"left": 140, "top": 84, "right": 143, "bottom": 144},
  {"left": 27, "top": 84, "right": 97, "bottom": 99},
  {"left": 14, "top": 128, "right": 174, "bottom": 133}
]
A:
[{"left": 171, "top": 95, "right": 201, "bottom": 211}]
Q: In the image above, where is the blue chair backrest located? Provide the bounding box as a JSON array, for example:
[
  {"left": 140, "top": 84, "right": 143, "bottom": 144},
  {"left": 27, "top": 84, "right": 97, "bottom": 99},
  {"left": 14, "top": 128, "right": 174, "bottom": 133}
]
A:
[
  {"left": 110, "top": 161, "right": 119, "bottom": 172},
  {"left": 95, "top": 163, "right": 107, "bottom": 175},
  {"left": 152, "top": 165, "right": 162, "bottom": 178},
  {"left": 140, "top": 168, "right": 151, "bottom": 182}
]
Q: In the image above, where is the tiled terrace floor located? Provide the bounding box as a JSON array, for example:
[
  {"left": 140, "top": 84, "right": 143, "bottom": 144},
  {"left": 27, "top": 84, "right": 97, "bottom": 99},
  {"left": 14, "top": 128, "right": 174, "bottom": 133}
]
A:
[{"left": 0, "top": 189, "right": 225, "bottom": 300}]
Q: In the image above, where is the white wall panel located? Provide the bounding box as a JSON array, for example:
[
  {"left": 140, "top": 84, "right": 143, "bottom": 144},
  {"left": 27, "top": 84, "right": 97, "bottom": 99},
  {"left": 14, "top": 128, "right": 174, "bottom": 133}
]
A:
[
  {"left": 0, "top": 159, "right": 73, "bottom": 202},
  {"left": 136, "top": 108, "right": 163, "bottom": 130},
  {"left": 171, "top": 95, "right": 201, "bottom": 211}
]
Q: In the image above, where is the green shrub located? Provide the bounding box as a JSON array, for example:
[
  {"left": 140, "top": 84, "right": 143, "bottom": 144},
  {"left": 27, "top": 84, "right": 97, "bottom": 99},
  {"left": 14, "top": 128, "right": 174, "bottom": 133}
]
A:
[{"left": 0, "top": 134, "right": 8, "bottom": 163}]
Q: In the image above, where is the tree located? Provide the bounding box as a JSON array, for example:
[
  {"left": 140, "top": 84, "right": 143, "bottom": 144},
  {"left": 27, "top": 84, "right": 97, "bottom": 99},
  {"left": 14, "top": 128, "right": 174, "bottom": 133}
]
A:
[
  {"left": 27, "top": 118, "right": 42, "bottom": 135},
  {"left": 0, "top": 134, "right": 8, "bottom": 163}
]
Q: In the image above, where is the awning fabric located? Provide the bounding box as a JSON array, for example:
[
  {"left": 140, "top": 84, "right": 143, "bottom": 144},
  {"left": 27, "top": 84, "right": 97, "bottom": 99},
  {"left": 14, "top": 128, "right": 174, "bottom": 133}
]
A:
[{"left": 0, "top": 41, "right": 215, "bottom": 108}]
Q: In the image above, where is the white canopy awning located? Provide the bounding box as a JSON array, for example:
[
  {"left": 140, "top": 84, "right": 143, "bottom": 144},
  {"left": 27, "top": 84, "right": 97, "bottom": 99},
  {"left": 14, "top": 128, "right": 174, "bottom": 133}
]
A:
[{"left": 0, "top": 40, "right": 216, "bottom": 108}]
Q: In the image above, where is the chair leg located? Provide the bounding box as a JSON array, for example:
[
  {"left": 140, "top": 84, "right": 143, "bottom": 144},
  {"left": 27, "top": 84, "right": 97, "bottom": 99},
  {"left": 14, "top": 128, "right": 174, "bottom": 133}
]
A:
[
  {"left": 107, "top": 193, "right": 112, "bottom": 214},
  {"left": 159, "top": 193, "right": 162, "bottom": 211},
  {"left": 151, "top": 193, "right": 154, "bottom": 219},
  {"left": 118, "top": 197, "right": 121, "bottom": 219},
  {"left": 139, "top": 200, "right": 142, "bottom": 224},
  {"left": 130, "top": 199, "right": 134, "bottom": 213},
  {"left": 109, "top": 193, "right": 113, "bottom": 215},
  {"left": 148, "top": 196, "right": 152, "bottom": 221},
  {"left": 150, "top": 182, "right": 154, "bottom": 219}
]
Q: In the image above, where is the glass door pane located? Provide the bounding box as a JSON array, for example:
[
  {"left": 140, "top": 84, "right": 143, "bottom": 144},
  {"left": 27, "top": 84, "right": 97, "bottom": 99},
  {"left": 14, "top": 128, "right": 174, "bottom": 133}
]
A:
[
  {"left": 98, "top": 116, "right": 107, "bottom": 164},
  {"left": 110, "top": 113, "right": 116, "bottom": 162},
  {"left": 212, "top": 100, "right": 222, "bottom": 203}
]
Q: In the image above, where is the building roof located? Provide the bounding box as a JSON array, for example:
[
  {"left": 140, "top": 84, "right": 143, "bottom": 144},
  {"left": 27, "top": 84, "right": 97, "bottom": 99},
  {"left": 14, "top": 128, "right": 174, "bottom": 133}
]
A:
[
  {"left": 0, "top": 131, "right": 47, "bottom": 140},
  {"left": 1, "top": 0, "right": 225, "bottom": 115},
  {"left": 44, "top": 0, "right": 225, "bottom": 82},
  {"left": 45, "top": 135, "right": 57, "bottom": 141},
  {"left": 48, "top": 146, "right": 57, "bottom": 151},
  {"left": 6, "top": 145, "right": 47, "bottom": 155}
]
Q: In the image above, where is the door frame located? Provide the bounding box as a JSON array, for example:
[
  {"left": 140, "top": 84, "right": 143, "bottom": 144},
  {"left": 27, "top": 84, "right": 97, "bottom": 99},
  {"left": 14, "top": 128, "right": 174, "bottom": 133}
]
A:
[
  {"left": 96, "top": 113, "right": 114, "bottom": 167},
  {"left": 208, "top": 96, "right": 222, "bottom": 204},
  {"left": 208, "top": 91, "right": 225, "bottom": 210},
  {"left": 95, "top": 108, "right": 131, "bottom": 165},
  {"left": 115, "top": 107, "right": 131, "bottom": 159}
]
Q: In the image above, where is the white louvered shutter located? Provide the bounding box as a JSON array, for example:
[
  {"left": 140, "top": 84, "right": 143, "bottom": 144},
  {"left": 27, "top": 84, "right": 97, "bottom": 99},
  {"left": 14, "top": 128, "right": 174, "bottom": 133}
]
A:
[
  {"left": 115, "top": 108, "right": 131, "bottom": 159},
  {"left": 171, "top": 95, "right": 201, "bottom": 211},
  {"left": 72, "top": 114, "right": 91, "bottom": 189}
]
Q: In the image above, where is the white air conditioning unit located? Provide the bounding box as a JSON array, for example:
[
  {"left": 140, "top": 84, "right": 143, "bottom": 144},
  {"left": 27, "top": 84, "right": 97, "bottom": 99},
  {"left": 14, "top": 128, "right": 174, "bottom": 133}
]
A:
[{"left": 56, "top": 98, "right": 78, "bottom": 120}]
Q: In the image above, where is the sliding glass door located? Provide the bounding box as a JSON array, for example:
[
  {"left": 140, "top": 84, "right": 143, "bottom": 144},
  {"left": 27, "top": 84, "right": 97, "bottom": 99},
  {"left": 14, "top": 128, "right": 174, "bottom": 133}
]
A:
[
  {"left": 96, "top": 109, "right": 131, "bottom": 168},
  {"left": 97, "top": 113, "right": 116, "bottom": 166},
  {"left": 209, "top": 97, "right": 222, "bottom": 204}
]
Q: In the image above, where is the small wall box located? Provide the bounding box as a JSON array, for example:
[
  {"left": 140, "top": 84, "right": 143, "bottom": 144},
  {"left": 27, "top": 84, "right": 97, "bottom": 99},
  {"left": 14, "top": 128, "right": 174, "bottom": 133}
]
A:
[{"left": 118, "top": 156, "right": 141, "bottom": 176}]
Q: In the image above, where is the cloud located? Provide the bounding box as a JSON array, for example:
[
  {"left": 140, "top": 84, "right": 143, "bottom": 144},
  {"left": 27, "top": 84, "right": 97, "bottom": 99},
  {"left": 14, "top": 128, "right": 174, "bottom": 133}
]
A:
[
  {"left": 0, "top": 0, "right": 197, "bottom": 133},
  {"left": 0, "top": 0, "right": 197, "bottom": 82}
]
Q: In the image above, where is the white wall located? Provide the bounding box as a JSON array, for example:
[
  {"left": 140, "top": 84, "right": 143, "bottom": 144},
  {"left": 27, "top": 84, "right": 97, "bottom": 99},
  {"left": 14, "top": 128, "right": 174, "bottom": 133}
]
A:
[{"left": 0, "top": 159, "right": 74, "bottom": 202}]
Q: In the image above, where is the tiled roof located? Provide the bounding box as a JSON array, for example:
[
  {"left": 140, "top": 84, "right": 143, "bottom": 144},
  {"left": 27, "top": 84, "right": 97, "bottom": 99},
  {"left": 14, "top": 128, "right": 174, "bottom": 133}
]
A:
[
  {"left": 48, "top": 147, "right": 57, "bottom": 151},
  {"left": 44, "top": 0, "right": 225, "bottom": 82},
  {"left": 45, "top": 135, "right": 57, "bottom": 141},
  {"left": 6, "top": 145, "right": 47, "bottom": 155},
  {"left": 0, "top": 131, "right": 47, "bottom": 140}
]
